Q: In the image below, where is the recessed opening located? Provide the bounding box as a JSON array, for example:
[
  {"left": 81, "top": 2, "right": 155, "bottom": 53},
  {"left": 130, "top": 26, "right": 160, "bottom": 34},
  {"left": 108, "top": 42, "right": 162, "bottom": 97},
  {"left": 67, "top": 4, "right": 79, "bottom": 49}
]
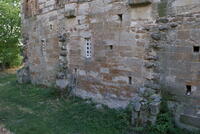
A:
[
  {"left": 128, "top": 76, "right": 132, "bottom": 85},
  {"left": 193, "top": 46, "right": 200, "bottom": 53},
  {"left": 50, "top": 24, "right": 53, "bottom": 30},
  {"left": 78, "top": 19, "right": 81, "bottom": 25},
  {"left": 74, "top": 68, "right": 77, "bottom": 73},
  {"left": 41, "top": 39, "right": 45, "bottom": 43},
  {"left": 109, "top": 45, "right": 113, "bottom": 50},
  {"left": 118, "top": 14, "right": 123, "bottom": 21},
  {"left": 186, "top": 85, "right": 192, "bottom": 96}
]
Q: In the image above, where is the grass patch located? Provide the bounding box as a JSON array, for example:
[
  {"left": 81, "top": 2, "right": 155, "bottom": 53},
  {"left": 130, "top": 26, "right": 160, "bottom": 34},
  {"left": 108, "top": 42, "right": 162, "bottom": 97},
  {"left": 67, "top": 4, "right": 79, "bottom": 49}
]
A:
[{"left": 0, "top": 73, "right": 131, "bottom": 134}]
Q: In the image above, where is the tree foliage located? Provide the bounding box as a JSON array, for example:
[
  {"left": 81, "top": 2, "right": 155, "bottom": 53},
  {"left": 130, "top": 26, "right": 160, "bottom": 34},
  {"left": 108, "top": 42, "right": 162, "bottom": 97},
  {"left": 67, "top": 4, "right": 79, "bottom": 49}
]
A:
[{"left": 0, "top": 0, "right": 22, "bottom": 69}]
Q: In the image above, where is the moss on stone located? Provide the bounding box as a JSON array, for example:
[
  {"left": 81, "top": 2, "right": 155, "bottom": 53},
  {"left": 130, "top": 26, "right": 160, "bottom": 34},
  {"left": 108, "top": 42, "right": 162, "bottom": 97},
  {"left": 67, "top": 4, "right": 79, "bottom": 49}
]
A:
[{"left": 158, "top": 1, "right": 167, "bottom": 17}]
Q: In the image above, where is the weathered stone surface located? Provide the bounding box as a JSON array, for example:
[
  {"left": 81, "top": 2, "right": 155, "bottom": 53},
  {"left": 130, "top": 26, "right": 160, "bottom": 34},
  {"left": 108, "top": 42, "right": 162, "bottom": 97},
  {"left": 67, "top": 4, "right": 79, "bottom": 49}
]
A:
[
  {"left": 150, "top": 102, "right": 160, "bottom": 115},
  {"left": 159, "top": 25, "right": 168, "bottom": 31},
  {"left": 17, "top": 66, "right": 30, "bottom": 84},
  {"left": 180, "top": 114, "right": 200, "bottom": 128},
  {"left": 19, "top": 0, "right": 200, "bottom": 130},
  {"left": 56, "top": 79, "right": 69, "bottom": 89},
  {"left": 170, "top": 22, "right": 178, "bottom": 28},
  {"left": 64, "top": 10, "right": 76, "bottom": 18},
  {"left": 151, "top": 33, "right": 161, "bottom": 41}
]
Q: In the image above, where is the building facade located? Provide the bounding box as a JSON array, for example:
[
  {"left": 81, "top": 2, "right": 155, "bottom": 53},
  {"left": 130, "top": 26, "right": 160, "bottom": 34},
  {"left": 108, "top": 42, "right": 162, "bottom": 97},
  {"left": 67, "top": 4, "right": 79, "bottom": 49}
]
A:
[{"left": 18, "top": 0, "right": 200, "bottom": 130}]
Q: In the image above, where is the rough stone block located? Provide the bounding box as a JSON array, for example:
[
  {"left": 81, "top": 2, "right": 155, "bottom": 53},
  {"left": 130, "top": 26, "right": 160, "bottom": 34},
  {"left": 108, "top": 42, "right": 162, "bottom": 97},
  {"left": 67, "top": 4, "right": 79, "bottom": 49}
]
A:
[
  {"left": 17, "top": 66, "right": 31, "bottom": 84},
  {"left": 150, "top": 102, "right": 160, "bottom": 115},
  {"left": 180, "top": 114, "right": 200, "bottom": 128},
  {"left": 56, "top": 79, "right": 69, "bottom": 89}
]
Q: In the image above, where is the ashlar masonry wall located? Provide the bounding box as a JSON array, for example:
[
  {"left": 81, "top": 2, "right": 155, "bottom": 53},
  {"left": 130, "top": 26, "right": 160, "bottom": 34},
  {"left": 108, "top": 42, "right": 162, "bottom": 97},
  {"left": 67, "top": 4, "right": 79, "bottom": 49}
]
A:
[
  {"left": 18, "top": 0, "right": 200, "bottom": 130},
  {"left": 20, "top": 0, "right": 160, "bottom": 108}
]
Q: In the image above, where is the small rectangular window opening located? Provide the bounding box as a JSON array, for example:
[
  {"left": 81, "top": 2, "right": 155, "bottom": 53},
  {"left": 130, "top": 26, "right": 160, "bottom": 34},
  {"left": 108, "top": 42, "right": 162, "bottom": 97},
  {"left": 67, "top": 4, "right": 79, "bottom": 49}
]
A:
[
  {"left": 128, "top": 76, "right": 132, "bottom": 85},
  {"left": 50, "top": 24, "right": 53, "bottom": 30},
  {"left": 193, "top": 46, "right": 200, "bottom": 53},
  {"left": 186, "top": 85, "right": 192, "bottom": 96},
  {"left": 118, "top": 14, "right": 123, "bottom": 21},
  {"left": 85, "top": 38, "right": 92, "bottom": 58},
  {"left": 74, "top": 68, "right": 77, "bottom": 73},
  {"left": 78, "top": 19, "right": 81, "bottom": 25},
  {"left": 109, "top": 45, "right": 113, "bottom": 50}
]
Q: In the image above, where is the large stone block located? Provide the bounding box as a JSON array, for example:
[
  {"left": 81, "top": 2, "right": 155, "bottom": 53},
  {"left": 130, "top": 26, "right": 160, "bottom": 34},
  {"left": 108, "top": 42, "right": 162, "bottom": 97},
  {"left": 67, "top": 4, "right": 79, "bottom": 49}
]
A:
[
  {"left": 56, "top": 79, "right": 69, "bottom": 89},
  {"left": 17, "top": 66, "right": 31, "bottom": 84},
  {"left": 180, "top": 114, "right": 200, "bottom": 128},
  {"left": 64, "top": 10, "right": 76, "bottom": 18}
]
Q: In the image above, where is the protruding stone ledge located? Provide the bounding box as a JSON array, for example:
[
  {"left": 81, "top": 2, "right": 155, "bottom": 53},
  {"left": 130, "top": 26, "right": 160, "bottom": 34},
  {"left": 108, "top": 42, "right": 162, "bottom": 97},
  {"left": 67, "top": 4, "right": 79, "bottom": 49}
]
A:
[
  {"left": 64, "top": 10, "right": 76, "bottom": 18},
  {"left": 128, "top": 0, "right": 152, "bottom": 7}
]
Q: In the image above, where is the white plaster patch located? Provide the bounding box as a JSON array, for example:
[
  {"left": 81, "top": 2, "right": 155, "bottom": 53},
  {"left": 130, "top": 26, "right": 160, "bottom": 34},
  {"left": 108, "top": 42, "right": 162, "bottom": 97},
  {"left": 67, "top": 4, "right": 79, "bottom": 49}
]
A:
[
  {"left": 100, "top": 68, "right": 109, "bottom": 73},
  {"left": 113, "top": 76, "right": 128, "bottom": 83},
  {"left": 166, "top": 75, "right": 176, "bottom": 83},
  {"left": 79, "top": 70, "right": 86, "bottom": 76},
  {"left": 192, "top": 86, "right": 197, "bottom": 92},
  {"left": 65, "top": 3, "right": 77, "bottom": 11},
  {"left": 172, "top": 0, "right": 200, "bottom": 7},
  {"left": 89, "top": 71, "right": 98, "bottom": 78}
]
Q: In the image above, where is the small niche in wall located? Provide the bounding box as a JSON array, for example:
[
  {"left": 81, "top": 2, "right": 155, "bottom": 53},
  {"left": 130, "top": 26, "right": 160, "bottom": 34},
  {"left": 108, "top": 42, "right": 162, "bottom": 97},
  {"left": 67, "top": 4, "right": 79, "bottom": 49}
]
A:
[
  {"left": 74, "top": 68, "right": 77, "bottom": 73},
  {"left": 78, "top": 19, "right": 81, "bottom": 25},
  {"left": 193, "top": 46, "right": 200, "bottom": 53},
  {"left": 128, "top": 76, "right": 132, "bottom": 85},
  {"left": 109, "top": 45, "right": 113, "bottom": 50},
  {"left": 118, "top": 14, "right": 123, "bottom": 21},
  {"left": 49, "top": 24, "right": 53, "bottom": 30},
  {"left": 186, "top": 85, "right": 192, "bottom": 96}
]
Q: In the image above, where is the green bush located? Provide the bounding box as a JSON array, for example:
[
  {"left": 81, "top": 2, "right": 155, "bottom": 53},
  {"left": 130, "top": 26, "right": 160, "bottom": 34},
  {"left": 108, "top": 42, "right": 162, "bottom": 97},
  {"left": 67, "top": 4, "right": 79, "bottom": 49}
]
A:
[
  {"left": 0, "top": 0, "right": 22, "bottom": 69},
  {"left": 144, "top": 101, "right": 199, "bottom": 134}
]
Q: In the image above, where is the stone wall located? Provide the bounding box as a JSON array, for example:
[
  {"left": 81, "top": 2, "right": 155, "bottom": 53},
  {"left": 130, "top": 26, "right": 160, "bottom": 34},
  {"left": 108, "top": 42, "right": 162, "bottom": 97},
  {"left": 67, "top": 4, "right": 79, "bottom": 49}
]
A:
[
  {"left": 20, "top": 0, "right": 161, "bottom": 108},
  {"left": 157, "top": 12, "right": 200, "bottom": 130},
  {"left": 18, "top": 0, "right": 200, "bottom": 130}
]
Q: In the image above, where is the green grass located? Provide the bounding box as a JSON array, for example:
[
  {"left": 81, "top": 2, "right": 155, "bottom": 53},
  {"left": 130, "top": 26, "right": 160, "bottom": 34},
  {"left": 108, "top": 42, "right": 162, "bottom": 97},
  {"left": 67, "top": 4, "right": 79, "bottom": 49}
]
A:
[{"left": 0, "top": 73, "right": 131, "bottom": 134}]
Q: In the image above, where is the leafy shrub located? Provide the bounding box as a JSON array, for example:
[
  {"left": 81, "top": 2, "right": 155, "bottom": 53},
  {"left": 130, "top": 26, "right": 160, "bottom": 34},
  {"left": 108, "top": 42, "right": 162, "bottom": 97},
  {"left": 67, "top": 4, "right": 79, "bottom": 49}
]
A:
[
  {"left": 0, "top": 0, "right": 22, "bottom": 69},
  {"left": 143, "top": 101, "right": 198, "bottom": 134}
]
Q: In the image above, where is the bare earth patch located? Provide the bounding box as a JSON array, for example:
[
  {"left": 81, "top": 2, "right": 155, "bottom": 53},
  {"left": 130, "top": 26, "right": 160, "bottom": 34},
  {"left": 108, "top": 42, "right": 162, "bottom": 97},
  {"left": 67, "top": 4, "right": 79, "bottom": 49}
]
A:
[{"left": 0, "top": 66, "right": 22, "bottom": 75}]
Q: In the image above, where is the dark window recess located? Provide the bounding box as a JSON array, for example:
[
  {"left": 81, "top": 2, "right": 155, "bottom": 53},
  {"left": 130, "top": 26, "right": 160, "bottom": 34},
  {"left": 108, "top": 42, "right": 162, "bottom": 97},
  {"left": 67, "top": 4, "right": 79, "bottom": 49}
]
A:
[
  {"left": 50, "top": 24, "right": 53, "bottom": 30},
  {"left": 118, "top": 14, "right": 123, "bottom": 21},
  {"left": 193, "top": 46, "right": 200, "bottom": 53},
  {"left": 128, "top": 76, "right": 132, "bottom": 85},
  {"left": 74, "top": 68, "right": 77, "bottom": 73},
  {"left": 78, "top": 19, "right": 81, "bottom": 25},
  {"left": 109, "top": 45, "right": 113, "bottom": 50},
  {"left": 186, "top": 85, "right": 192, "bottom": 96}
]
